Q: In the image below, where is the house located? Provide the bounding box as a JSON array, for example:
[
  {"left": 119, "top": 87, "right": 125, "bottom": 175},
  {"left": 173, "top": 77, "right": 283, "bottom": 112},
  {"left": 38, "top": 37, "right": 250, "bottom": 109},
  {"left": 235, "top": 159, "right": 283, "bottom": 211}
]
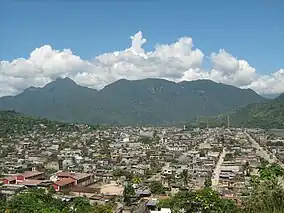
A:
[
  {"left": 1, "top": 171, "right": 45, "bottom": 185},
  {"left": 15, "top": 171, "right": 45, "bottom": 184},
  {"left": 1, "top": 176, "right": 16, "bottom": 185},
  {"left": 52, "top": 177, "right": 75, "bottom": 192},
  {"left": 56, "top": 172, "right": 94, "bottom": 186}
]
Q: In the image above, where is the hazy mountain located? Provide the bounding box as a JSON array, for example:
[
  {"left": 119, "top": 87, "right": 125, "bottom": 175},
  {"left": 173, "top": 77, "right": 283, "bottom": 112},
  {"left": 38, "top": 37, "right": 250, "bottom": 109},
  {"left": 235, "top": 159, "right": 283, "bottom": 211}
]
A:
[
  {"left": 0, "top": 77, "right": 266, "bottom": 125},
  {"left": 260, "top": 93, "right": 281, "bottom": 99}
]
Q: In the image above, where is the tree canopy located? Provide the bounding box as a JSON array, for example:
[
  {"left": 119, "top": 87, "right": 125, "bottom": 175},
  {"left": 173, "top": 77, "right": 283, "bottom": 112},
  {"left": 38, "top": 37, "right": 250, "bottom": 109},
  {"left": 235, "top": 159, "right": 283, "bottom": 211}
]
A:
[{"left": 1, "top": 188, "right": 112, "bottom": 213}]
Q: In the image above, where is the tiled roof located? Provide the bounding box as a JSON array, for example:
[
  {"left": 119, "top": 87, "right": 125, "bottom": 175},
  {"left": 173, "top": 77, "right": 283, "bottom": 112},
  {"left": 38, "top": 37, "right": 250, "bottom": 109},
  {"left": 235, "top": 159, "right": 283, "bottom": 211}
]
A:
[
  {"left": 2, "top": 176, "right": 16, "bottom": 181},
  {"left": 20, "top": 171, "right": 44, "bottom": 178},
  {"left": 21, "top": 179, "right": 46, "bottom": 186},
  {"left": 56, "top": 172, "right": 92, "bottom": 180},
  {"left": 55, "top": 178, "right": 75, "bottom": 186}
]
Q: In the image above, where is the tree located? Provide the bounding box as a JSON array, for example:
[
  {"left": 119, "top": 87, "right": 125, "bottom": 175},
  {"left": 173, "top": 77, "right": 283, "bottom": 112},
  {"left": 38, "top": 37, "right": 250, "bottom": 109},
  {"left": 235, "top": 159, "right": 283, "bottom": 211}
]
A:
[
  {"left": 158, "top": 188, "right": 239, "bottom": 213},
  {"left": 204, "top": 178, "right": 212, "bottom": 188},
  {"left": 3, "top": 188, "right": 113, "bottom": 213},
  {"left": 244, "top": 163, "right": 284, "bottom": 213},
  {"left": 69, "top": 197, "right": 92, "bottom": 213},
  {"left": 132, "top": 176, "right": 142, "bottom": 185},
  {"left": 180, "top": 169, "right": 189, "bottom": 187},
  {"left": 150, "top": 181, "right": 166, "bottom": 195},
  {"left": 91, "top": 203, "right": 112, "bottom": 213},
  {"left": 123, "top": 184, "right": 136, "bottom": 206}
]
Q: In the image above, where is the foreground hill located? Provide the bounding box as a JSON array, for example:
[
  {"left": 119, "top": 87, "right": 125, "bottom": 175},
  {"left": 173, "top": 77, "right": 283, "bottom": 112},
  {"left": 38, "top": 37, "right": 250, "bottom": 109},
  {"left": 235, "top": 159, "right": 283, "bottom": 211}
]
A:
[
  {"left": 0, "top": 78, "right": 266, "bottom": 125},
  {"left": 189, "top": 94, "right": 284, "bottom": 129},
  {"left": 229, "top": 93, "right": 284, "bottom": 128}
]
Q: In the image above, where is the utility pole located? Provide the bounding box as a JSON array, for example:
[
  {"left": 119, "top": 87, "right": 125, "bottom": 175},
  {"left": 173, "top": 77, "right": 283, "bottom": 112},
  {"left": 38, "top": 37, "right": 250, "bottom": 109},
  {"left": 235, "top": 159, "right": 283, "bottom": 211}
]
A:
[{"left": 227, "top": 116, "right": 230, "bottom": 129}]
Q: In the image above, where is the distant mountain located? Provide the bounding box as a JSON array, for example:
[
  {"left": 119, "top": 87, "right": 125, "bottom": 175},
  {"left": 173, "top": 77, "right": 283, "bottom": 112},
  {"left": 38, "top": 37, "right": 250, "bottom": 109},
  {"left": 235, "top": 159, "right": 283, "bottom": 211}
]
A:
[
  {"left": 260, "top": 93, "right": 281, "bottom": 99},
  {"left": 0, "top": 77, "right": 266, "bottom": 125}
]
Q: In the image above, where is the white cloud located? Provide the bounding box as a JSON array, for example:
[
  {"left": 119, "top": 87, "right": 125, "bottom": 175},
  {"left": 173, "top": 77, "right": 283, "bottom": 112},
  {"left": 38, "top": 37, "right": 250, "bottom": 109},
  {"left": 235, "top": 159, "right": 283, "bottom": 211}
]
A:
[{"left": 0, "top": 31, "right": 283, "bottom": 97}]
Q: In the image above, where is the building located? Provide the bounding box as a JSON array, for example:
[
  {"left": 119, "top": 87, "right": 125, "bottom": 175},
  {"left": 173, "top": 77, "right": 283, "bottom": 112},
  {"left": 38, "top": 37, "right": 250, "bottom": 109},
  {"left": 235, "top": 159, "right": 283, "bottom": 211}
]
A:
[
  {"left": 151, "top": 208, "right": 171, "bottom": 213},
  {"left": 1, "top": 171, "right": 45, "bottom": 185},
  {"left": 15, "top": 171, "right": 45, "bottom": 184},
  {"left": 52, "top": 177, "right": 75, "bottom": 192},
  {"left": 1, "top": 176, "right": 16, "bottom": 185},
  {"left": 56, "top": 172, "right": 94, "bottom": 186}
]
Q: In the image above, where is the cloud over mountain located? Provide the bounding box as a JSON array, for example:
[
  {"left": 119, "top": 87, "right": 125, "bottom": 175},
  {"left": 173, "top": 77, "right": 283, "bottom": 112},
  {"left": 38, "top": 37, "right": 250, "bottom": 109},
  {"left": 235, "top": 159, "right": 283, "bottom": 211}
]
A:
[{"left": 0, "top": 31, "right": 283, "bottom": 97}]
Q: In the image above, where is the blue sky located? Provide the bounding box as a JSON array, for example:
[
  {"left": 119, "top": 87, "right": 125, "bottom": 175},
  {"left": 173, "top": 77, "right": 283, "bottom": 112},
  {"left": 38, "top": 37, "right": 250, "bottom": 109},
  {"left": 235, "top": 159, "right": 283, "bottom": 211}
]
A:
[
  {"left": 0, "top": 0, "right": 284, "bottom": 96},
  {"left": 1, "top": 0, "right": 283, "bottom": 73}
]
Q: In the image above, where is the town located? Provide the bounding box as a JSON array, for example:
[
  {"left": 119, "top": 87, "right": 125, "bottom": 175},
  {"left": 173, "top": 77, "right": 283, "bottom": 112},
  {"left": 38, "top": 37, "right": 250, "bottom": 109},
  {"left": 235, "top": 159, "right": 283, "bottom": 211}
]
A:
[{"left": 1, "top": 117, "right": 284, "bottom": 212}]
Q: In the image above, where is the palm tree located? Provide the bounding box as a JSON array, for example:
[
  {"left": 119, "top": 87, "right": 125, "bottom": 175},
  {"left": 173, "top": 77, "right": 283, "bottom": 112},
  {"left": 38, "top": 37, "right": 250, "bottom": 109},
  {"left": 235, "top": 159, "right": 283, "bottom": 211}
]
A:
[{"left": 132, "top": 176, "right": 142, "bottom": 185}]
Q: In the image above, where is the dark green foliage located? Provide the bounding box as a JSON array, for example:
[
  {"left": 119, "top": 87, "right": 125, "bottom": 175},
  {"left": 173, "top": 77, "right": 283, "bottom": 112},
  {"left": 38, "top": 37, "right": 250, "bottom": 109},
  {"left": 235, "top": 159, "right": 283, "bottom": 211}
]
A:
[
  {"left": 158, "top": 188, "right": 239, "bottom": 213},
  {"left": 1, "top": 188, "right": 112, "bottom": 213},
  {"left": 113, "top": 168, "right": 134, "bottom": 180},
  {"left": 180, "top": 169, "right": 189, "bottom": 186},
  {"left": 0, "top": 110, "right": 99, "bottom": 139},
  {"left": 228, "top": 94, "right": 284, "bottom": 128},
  {"left": 189, "top": 93, "right": 284, "bottom": 129},
  {"left": 0, "top": 110, "right": 81, "bottom": 138},
  {"left": 204, "top": 178, "right": 212, "bottom": 187},
  {"left": 243, "top": 163, "right": 284, "bottom": 213},
  {"left": 150, "top": 181, "right": 166, "bottom": 195},
  {"left": 6, "top": 188, "right": 67, "bottom": 213},
  {"left": 0, "top": 78, "right": 265, "bottom": 125},
  {"left": 123, "top": 184, "right": 136, "bottom": 205}
]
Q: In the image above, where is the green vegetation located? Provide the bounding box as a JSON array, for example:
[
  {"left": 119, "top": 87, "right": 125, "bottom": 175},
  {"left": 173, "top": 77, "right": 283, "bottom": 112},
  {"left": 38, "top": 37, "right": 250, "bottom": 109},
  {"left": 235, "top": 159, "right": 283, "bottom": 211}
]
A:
[
  {"left": 0, "top": 188, "right": 112, "bottom": 213},
  {"left": 0, "top": 110, "right": 98, "bottom": 138},
  {"left": 123, "top": 184, "right": 136, "bottom": 206},
  {"left": 158, "top": 188, "right": 238, "bottom": 213},
  {"left": 157, "top": 163, "right": 284, "bottom": 213},
  {"left": 243, "top": 163, "right": 284, "bottom": 213},
  {"left": 1, "top": 163, "right": 284, "bottom": 212},
  {"left": 187, "top": 93, "right": 284, "bottom": 129},
  {"left": 0, "top": 78, "right": 265, "bottom": 125},
  {"left": 150, "top": 181, "right": 166, "bottom": 195}
]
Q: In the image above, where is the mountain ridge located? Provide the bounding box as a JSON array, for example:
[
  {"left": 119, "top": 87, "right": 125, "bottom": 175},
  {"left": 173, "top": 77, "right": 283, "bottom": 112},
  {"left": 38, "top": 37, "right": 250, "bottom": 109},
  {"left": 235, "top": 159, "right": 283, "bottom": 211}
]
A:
[{"left": 0, "top": 77, "right": 266, "bottom": 125}]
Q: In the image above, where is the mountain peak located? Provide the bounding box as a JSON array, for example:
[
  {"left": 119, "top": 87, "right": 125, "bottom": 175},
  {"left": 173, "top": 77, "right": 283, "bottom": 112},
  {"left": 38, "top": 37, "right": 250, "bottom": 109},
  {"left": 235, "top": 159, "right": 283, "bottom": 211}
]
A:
[
  {"left": 55, "top": 77, "right": 76, "bottom": 84},
  {"left": 44, "top": 77, "right": 77, "bottom": 89}
]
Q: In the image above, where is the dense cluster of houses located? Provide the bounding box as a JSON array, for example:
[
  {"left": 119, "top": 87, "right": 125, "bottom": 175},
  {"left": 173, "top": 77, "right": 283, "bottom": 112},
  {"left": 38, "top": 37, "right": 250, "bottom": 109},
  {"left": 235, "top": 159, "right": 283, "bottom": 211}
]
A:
[{"left": 1, "top": 124, "right": 283, "bottom": 212}]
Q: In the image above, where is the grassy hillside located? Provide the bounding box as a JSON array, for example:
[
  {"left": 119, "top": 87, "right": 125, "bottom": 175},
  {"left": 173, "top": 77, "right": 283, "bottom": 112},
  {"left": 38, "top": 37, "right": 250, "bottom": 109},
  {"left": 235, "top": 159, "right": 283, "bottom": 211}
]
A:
[{"left": 187, "top": 94, "right": 284, "bottom": 129}]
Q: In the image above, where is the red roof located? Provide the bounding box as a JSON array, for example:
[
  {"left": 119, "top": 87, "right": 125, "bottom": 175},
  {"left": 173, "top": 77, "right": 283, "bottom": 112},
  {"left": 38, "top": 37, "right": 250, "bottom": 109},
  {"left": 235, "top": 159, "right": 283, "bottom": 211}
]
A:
[
  {"left": 2, "top": 176, "right": 16, "bottom": 181},
  {"left": 56, "top": 172, "right": 92, "bottom": 181},
  {"left": 55, "top": 178, "right": 75, "bottom": 186},
  {"left": 19, "top": 171, "right": 44, "bottom": 178},
  {"left": 21, "top": 179, "right": 47, "bottom": 185}
]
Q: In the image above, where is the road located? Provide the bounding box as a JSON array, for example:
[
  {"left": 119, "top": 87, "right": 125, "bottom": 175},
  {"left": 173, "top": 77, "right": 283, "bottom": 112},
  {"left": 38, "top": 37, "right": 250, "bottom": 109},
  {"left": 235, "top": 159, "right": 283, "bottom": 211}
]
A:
[
  {"left": 211, "top": 147, "right": 226, "bottom": 189},
  {"left": 245, "top": 131, "right": 284, "bottom": 169}
]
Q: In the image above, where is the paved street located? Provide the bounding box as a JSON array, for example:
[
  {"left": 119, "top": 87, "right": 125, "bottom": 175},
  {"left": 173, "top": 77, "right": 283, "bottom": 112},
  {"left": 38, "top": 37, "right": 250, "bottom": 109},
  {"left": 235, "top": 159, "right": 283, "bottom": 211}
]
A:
[
  {"left": 245, "top": 131, "right": 284, "bottom": 169},
  {"left": 212, "top": 147, "right": 226, "bottom": 189}
]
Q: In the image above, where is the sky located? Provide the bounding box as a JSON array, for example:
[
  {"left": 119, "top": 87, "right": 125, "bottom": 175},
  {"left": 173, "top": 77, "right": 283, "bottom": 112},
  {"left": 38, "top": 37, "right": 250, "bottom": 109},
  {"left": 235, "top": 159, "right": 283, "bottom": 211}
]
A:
[{"left": 0, "top": 0, "right": 284, "bottom": 97}]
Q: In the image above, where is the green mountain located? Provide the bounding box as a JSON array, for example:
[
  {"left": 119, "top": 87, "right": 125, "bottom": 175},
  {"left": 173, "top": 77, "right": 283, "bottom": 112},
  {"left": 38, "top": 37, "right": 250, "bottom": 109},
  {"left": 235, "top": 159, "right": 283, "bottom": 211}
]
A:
[
  {"left": 0, "top": 77, "right": 266, "bottom": 125},
  {"left": 189, "top": 93, "right": 284, "bottom": 129},
  {"left": 228, "top": 93, "right": 284, "bottom": 128}
]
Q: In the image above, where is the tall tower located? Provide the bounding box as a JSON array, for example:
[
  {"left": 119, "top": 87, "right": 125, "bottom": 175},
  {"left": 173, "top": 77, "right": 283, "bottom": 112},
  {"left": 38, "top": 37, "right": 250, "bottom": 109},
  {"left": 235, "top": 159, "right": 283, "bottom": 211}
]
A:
[{"left": 227, "top": 116, "right": 230, "bottom": 129}]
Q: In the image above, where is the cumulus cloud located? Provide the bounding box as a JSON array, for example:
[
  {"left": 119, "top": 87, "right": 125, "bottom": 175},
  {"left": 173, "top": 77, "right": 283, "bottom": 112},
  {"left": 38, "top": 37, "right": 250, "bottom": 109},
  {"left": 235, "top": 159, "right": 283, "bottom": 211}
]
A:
[{"left": 0, "top": 31, "right": 283, "bottom": 97}]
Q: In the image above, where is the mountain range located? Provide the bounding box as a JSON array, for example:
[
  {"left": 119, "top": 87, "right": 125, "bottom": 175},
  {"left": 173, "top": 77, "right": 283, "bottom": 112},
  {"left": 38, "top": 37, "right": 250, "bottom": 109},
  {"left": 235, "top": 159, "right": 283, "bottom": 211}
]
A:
[{"left": 0, "top": 77, "right": 267, "bottom": 125}]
